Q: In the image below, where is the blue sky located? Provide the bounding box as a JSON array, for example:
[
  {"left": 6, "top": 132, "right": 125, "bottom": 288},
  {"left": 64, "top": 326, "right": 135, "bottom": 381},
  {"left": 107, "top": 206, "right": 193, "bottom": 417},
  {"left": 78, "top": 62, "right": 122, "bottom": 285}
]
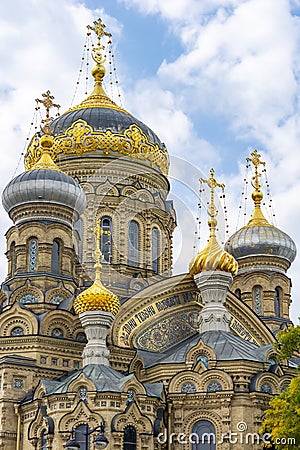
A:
[{"left": 0, "top": 0, "right": 299, "bottom": 321}]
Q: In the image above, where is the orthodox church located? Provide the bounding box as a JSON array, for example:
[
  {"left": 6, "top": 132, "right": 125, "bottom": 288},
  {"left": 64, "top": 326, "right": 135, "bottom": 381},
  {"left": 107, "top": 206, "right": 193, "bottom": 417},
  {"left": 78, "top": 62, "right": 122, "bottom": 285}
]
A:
[{"left": 0, "top": 18, "right": 297, "bottom": 450}]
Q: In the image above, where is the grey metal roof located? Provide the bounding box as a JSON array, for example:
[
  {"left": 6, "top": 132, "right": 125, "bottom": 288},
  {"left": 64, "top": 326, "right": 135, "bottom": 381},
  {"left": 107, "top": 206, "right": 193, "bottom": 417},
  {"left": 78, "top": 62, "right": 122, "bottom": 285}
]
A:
[
  {"left": 40, "top": 364, "right": 163, "bottom": 398},
  {"left": 2, "top": 169, "right": 86, "bottom": 216},
  {"left": 138, "top": 331, "right": 272, "bottom": 368},
  {"left": 50, "top": 107, "right": 166, "bottom": 151},
  {"left": 225, "top": 225, "right": 296, "bottom": 263}
]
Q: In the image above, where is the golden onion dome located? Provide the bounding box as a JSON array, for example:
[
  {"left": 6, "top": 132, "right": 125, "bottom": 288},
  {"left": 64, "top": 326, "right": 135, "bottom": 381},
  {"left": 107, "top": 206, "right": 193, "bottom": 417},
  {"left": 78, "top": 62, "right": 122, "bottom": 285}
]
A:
[
  {"left": 189, "top": 168, "right": 238, "bottom": 277},
  {"left": 189, "top": 235, "right": 238, "bottom": 276},
  {"left": 24, "top": 19, "right": 168, "bottom": 176},
  {"left": 73, "top": 277, "right": 120, "bottom": 315},
  {"left": 73, "top": 220, "right": 120, "bottom": 315}
]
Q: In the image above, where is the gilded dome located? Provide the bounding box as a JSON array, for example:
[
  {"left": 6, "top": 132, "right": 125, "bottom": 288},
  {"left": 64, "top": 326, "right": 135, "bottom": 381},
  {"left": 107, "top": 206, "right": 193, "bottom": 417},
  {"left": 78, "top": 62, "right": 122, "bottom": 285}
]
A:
[
  {"left": 73, "top": 278, "right": 120, "bottom": 316},
  {"left": 189, "top": 168, "right": 238, "bottom": 277},
  {"left": 190, "top": 235, "right": 238, "bottom": 277},
  {"left": 24, "top": 25, "right": 169, "bottom": 176}
]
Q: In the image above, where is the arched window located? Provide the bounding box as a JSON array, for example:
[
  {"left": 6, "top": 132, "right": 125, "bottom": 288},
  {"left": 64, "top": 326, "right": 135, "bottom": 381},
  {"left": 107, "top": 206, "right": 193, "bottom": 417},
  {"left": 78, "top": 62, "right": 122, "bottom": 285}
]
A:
[
  {"left": 51, "top": 328, "right": 64, "bottom": 338},
  {"left": 51, "top": 239, "right": 61, "bottom": 274},
  {"left": 123, "top": 425, "right": 137, "bottom": 450},
  {"left": 76, "top": 332, "right": 87, "bottom": 342},
  {"left": 29, "top": 238, "right": 38, "bottom": 272},
  {"left": 10, "top": 241, "right": 16, "bottom": 275},
  {"left": 151, "top": 227, "right": 159, "bottom": 273},
  {"left": 191, "top": 420, "right": 216, "bottom": 450},
  {"left": 128, "top": 220, "right": 139, "bottom": 267},
  {"left": 253, "top": 285, "right": 262, "bottom": 315},
  {"left": 235, "top": 288, "right": 241, "bottom": 299},
  {"left": 40, "top": 429, "right": 48, "bottom": 450},
  {"left": 274, "top": 287, "right": 281, "bottom": 317},
  {"left": 74, "top": 424, "right": 89, "bottom": 450},
  {"left": 100, "top": 216, "right": 112, "bottom": 263},
  {"left": 10, "top": 327, "right": 24, "bottom": 336}
]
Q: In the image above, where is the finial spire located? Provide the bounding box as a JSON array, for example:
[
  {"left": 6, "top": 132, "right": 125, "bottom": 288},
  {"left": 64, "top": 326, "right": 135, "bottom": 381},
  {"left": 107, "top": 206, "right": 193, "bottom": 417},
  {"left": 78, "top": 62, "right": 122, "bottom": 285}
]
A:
[
  {"left": 87, "top": 18, "right": 111, "bottom": 85},
  {"left": 36, "top": 90, "right": 60, "bottom": 134},
  {"left": 246, "top": 150, "right": 270, "bottom": 227},
  {"left": 189, "top": 168, "right": 237, "bottom": 277},
  {"left": 92, "top": 221, "right": 111, "bottom": 282},
  {"left": 200, "top": 168, "right": 225, "bottom": 238}
]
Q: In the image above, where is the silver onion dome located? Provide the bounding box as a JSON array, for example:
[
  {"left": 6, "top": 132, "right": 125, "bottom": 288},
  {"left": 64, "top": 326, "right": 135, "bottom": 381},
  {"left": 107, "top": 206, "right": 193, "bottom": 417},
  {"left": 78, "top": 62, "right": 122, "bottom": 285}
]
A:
[
  {"left": 2, "top": 169, "right": 86, "bottom": 217},
  {"left": 225, "top": 224, "right": 297, "bottom": 264}
]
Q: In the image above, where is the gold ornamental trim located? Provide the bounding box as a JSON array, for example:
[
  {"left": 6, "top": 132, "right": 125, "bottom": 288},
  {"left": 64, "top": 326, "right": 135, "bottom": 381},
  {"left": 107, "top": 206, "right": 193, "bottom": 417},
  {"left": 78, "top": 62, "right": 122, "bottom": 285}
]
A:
[{"left": 24, "top": 119, "right": 169, "bottom": 176}]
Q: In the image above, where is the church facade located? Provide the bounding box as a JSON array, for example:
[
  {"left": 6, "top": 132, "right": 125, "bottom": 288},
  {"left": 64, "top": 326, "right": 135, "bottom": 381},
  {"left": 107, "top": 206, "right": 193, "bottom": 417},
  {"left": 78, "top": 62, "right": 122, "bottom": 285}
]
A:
[{"left": 0, "top": 18, "right": 297, "bottom": 450}]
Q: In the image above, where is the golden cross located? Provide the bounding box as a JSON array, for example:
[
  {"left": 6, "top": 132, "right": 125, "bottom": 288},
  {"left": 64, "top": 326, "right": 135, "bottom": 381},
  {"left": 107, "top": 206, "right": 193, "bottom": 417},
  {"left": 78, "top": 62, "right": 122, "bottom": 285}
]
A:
[
  {"left": 247, "top": 149, "right": 265, "bottom": 190},
  {"left": 87, "top": 18, "right": 112, "bottom": 44},
  {"left": 87, "top": 18, "right": 111, "bottom": 65},
  {"left": 200, "top": 168, "right": 225, "bottom": 220},
  {"left": 93, "top": 221, "right": 111, "bottom": 248},
  {"left": 36, "top": 90, "right": 60, "bottom": 133}
]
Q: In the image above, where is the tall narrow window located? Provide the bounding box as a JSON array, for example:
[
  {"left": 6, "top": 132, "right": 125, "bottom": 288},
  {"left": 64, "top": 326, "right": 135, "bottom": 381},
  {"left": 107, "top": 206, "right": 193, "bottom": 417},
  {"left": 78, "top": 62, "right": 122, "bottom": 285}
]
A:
[
  {"left": 274, "top": 287, "right": 281, "bottom": 317},
  {"left": 29, "top": 238, "right": 38, "bottom": 272},
  {"left": 128, "top": 220, "right": 139, "bottom": 267},
  {"left": 152, "top": 227, "right": 159, "bottom": 273},
  {"left": 10, "top": 241, "right": 16, "bottom": 275},
  {"left": 192, "top": 420, "right": 216, "bottom": 450},
  {"left": 100, "top": 217, "right": 112, "bottom": 263},
  {"left": 75, "top": 424, "right": 89, "bottom": 450},
  {"left": 51, "top": 239, "right": 61, "bottom": 274},
  {"left": 123, "top": 426, "right": 137, "bottom": 450},
  {"left": 235, "top": 288, "right": 241, "bottom": 299},
  {"left": 40, "top": 429, "right": 48, "bottom": 450},
  {"left": 253, "top": 285, "right": 262, "bottom": 315}
]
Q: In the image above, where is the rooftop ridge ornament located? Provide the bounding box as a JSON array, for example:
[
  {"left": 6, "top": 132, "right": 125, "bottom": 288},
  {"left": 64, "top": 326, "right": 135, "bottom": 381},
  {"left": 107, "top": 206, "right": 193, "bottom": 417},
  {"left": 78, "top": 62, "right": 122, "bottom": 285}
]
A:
[
  {"left": 201, "top": 168, "right": 225, "bottom": 238},
  {"left": 36, "top": 90, "right": 60, "bottom": 134}
]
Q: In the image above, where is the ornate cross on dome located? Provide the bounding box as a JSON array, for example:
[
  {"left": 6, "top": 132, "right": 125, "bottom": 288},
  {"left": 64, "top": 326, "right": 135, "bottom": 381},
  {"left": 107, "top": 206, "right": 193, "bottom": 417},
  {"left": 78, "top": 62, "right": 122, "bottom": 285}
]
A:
[
  {"left": 247, "top": 149, "right": 266, "bottom": 191},
  {"left": 200, "top": 168, "right": 225, "bottom": 237},
  {"left": 36, "top": 90, "right": 60, "bottom": 134},
  {"left": 87, "top": 18, "right": 111, "bottom": 65}
]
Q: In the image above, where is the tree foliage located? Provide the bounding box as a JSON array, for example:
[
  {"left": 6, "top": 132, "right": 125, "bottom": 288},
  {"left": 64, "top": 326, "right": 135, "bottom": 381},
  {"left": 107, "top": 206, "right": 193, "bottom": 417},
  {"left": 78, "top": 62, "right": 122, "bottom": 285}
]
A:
[{"left": 260, "top": 325, "right": 300, "bottom": 449}]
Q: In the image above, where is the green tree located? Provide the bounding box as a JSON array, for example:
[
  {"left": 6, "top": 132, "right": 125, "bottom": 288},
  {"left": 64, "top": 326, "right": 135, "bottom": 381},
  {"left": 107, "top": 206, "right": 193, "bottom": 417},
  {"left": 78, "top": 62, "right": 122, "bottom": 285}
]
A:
[{"left": 260, "top": 325, "right": 300, "bottom": 449}]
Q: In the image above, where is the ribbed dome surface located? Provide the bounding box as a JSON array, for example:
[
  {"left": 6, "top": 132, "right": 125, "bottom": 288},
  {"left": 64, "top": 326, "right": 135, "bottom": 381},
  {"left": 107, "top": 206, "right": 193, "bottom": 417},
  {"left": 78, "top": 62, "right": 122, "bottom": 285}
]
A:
[
  {"left": 225, "top": 225, "right": 297, "bottom": 264},
  {"left": 50, "top": 107, "right": 166, "bottom": 151},
  {"left": 2, "top": 169, "right": 86, "bottom": 215}
]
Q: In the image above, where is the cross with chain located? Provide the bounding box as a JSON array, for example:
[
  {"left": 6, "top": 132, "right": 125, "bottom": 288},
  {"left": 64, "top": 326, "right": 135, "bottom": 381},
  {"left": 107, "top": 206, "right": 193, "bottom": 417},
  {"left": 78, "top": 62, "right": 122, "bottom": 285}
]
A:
[
  {"left": 87, "top": 18, "right": 112, "bottom": 65},
  {"left": 246, "top": 149, "right": 265, "bottom": 190},
  {"left": 201, "top": 168, "right": 225, "bottom": 220},
  {"left": 93, "top": 221, "right": 111, "bottom": 265},
  {"left": 36, "top": 90, "right": 60, "bottom": 133}
]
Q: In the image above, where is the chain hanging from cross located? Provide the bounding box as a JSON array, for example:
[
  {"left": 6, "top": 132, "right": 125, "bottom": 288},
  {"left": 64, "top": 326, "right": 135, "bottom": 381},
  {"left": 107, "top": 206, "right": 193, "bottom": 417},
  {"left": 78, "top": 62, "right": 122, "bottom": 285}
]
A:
[
  {"left": 36, "top": 90, "right": 60, "bottom": 134},
  {"left": 246, "top": 149, "right": 266, "bottom": 191},
  {"left": 87, "top": 18, "right": 112, "bottom": 65},
  {"left": 200, "top": 168, "right": 225, "bottom": 237}
]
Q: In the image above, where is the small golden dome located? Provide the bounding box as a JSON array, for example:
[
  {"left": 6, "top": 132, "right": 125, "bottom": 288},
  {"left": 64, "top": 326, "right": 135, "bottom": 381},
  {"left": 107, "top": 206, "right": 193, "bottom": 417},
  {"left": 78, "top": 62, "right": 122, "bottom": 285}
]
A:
[
  {"left": 189, "top": 168, "right": 238, "bottom": 277},
  {"left": 73, "top": 278, "right": 120, "bottom": 315},
  {"left": 189, "top": 235, "right": 238, "bottom": 276},
  {"left": 73, "top": 220, "right": 120, "bottom": 315}
]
